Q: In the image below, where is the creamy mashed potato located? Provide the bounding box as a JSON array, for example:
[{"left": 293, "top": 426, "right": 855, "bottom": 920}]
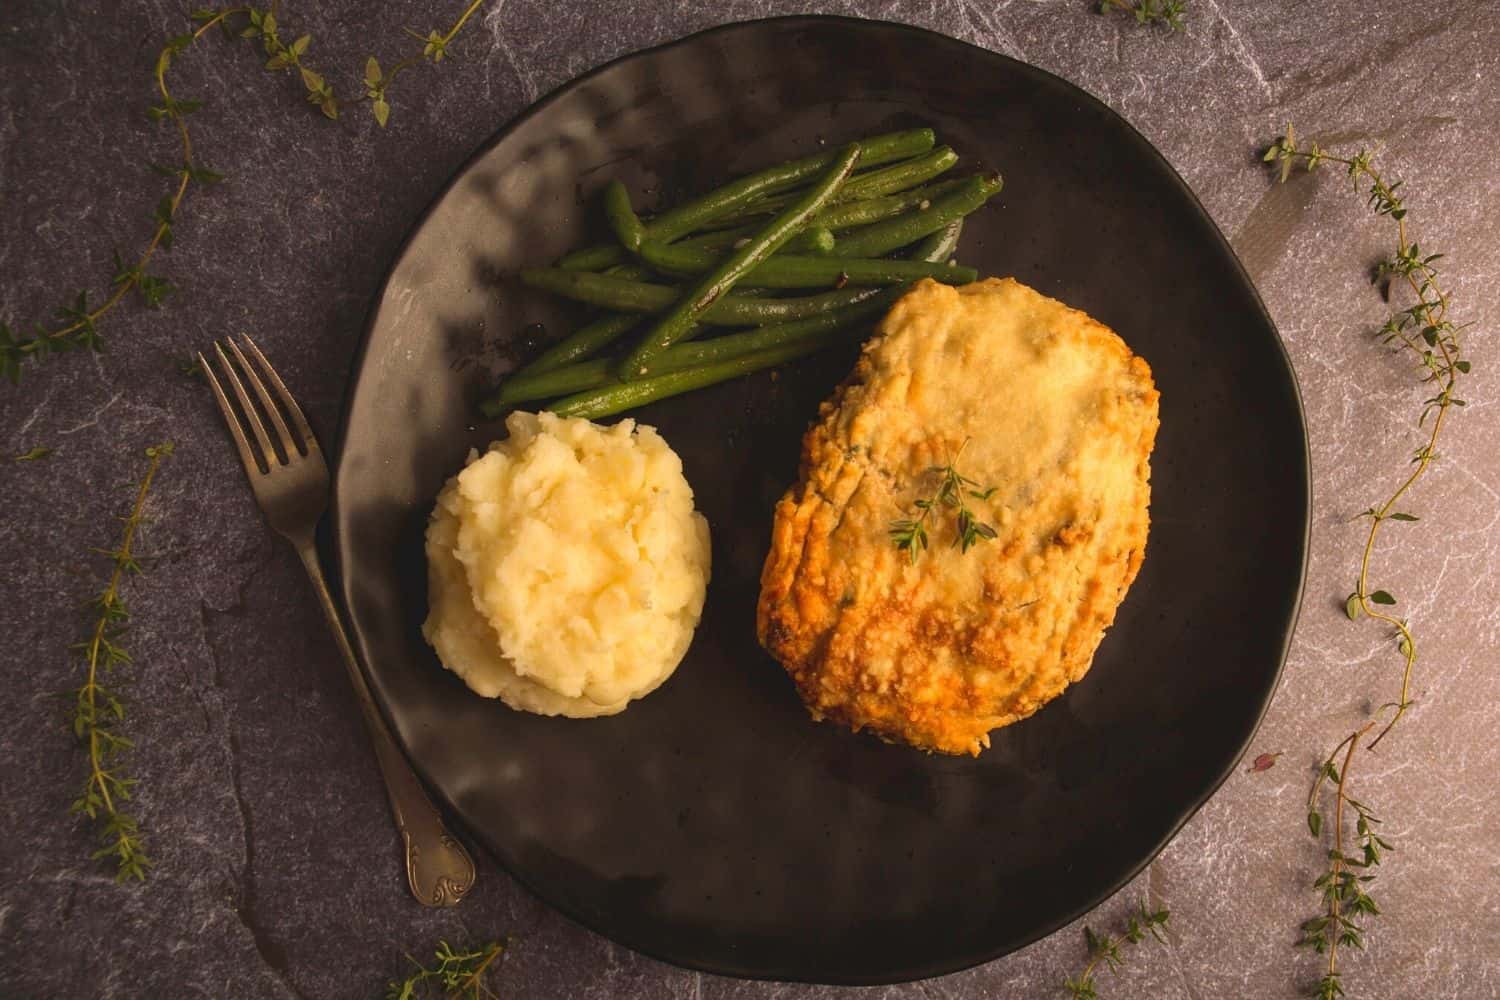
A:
[{"left": 423, "top": 411, "right": 710, "bottom": 716}]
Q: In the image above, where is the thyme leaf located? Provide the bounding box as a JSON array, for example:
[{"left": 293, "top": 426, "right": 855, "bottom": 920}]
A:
[{"left": 386, "top": 939, "right": 504, "bottom": 1000}]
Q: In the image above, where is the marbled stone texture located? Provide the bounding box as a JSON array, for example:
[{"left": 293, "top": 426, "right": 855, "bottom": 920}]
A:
[{"left": 1, "top": 2, "right": 1497, "bottom": 998}]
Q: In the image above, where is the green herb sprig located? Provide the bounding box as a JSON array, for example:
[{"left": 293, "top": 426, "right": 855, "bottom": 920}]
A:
[
  {"left": 363, "top": 0, "right": 487, "bottom": 128},
  {"left": 233, "top": 7, "right": 338, "bottom": 119},
  {"left": 1264, "top": 124, "right": 1469, "bottom": 999},
  {"left": 0, "top": 8, "right": 239, "bottom": 384},
  {"left": 68, "top": 442, "right": 173, "bottom": 881},
  {"left": 1299, "top": 723, "right": 1392, "bottom": 1000},
  {"left": 889, "top": 439, "right": 998, "bottom": 563},
  {"left": 1098, "top": 0, "right": 1187, "bottom": 31},
  {"left": 0, "top": 2, "right": 487, "bottom": 386},
  {"left": 14, "top": 445, "right": 54, "bottom": 462},
  {"left": 386, "top": 939, "right": 503, "bottom": 1000},
  {"left": 1063, "top": 901, "right": 1171, "bottom": 999}
]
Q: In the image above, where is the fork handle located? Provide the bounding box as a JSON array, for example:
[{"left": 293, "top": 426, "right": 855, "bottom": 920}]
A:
[{"left": 293, "top": 542, "right": 477, "bottom": 907}]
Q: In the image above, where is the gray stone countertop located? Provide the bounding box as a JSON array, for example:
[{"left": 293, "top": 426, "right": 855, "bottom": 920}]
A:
[{"left": 2, "top": 2, "right": 1497, "bottom": 998}]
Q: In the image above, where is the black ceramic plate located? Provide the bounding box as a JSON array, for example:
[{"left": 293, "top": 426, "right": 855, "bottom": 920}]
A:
[{"left": 332, "top": 16, "right": 1307, "bottom": 985}]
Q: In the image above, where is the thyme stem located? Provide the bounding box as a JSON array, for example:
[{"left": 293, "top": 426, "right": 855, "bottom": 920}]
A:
[
  {"left": 1324, "top": 723, "right": 1368, "bottom": 988},
  {"left": 70, "top": 442, "right": 173, "bottom": 880}
]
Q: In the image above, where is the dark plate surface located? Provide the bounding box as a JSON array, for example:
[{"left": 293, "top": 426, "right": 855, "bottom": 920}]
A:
[{"left": 332, "top": 16, "right": 1308, "bottom": 985}]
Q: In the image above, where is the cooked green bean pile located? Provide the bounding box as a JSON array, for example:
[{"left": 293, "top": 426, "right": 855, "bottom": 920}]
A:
[{"left": 484, "top": 128, "right": 1002, "bottom": 420}]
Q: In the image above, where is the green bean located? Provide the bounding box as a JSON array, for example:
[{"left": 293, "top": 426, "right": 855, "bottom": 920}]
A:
[
  {"left": 518, "top": 268, "right": 887, "bottom": 324},
  {"left": 519, "top": 314, "right": 638, "bottom": 375},
  {"left": 715, "top": 151, "right": 961, "bottom": 226},
  {"left": 675, "top": 222, "right": 833, "bottom": 254},
  {"left": 548, "top": 339, "right": 833, "bottom": 420},
  {"left": 911, "top": 219, "right": 964, "bottom": 264},
  {"left": 604, "top": 263, "right": 650, "bottom": 281},
  {"left": 675, "top": 226, "right": 756, "bottom": 251},
  {"left": 815, "top": 178, "right": 968, "bottom": 231},
  {"left": 635, "top": 239, "right": 977, "bottom": 288},
  {"left": 619, "top": 144, "right": 862, "bottom": 378},
  {"left": 702, "top": 176, "right": 969, "bottom": 236},
  {"left": 799, "top": 225, "right": 836, "bottom": 254},
  {"left": 517, "top": 214, "right": 973, "bottom": 415},
  {"left": 486, "top": 356, "right": 623, "bottom": 411},
  {"left": 833, "top": 172, "right": 1002, "bottom": 258},
  {"left": 831, "top": 146, "right": 959, "bottom": 203},
  {"left": 483, "top": 291, "right": 898, "bottom": 413},
  {"left": 556, "top": 128, "right": 934, "bottom": 271},
  {"left": 603, "top": 180, "right": 645, "bottom": 251}
]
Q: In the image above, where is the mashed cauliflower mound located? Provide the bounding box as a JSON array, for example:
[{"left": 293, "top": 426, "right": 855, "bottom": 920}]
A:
[{"left": 423, "top": 411, "right": 711, "bottom": 717}]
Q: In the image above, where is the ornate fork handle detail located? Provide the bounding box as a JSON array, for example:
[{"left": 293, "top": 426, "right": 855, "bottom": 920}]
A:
[{"left": 296, "top": 545, "right": 476, "bottom": 907}]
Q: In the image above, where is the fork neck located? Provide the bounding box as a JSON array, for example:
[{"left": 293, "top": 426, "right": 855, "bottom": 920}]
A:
[{"left": 284, "top": 528, "right": 320, "bottom": 561}]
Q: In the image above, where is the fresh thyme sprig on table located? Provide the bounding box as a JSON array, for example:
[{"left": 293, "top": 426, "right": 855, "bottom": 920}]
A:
[
  {"left": 1264, "top": 124, "right": 1469, "bottom": 999},
  {"left": 889, "top": 439, "right": 999, "bottom": 563},
  {"left": 1298, "top": 722, "right": 1391, "bottom": 1000},
  {"left": 233, "top": 7, "right": 338, "bottom": 119},
  {"left": 1098, "top": 0, "right": 1187, "bottom": 31},
  {"left": 363, "top": 0, "right": 488, "bottom": 128},
  {"left": 386, "top": 939, "right": 504, "bottom": 1000},
  {"left": 1063, "top": 901, "right": 1171, "bottom": 999},
  {"left": 68, "top": 442, "right": 173, "bottom": 881},
  {"left": 0, "top": 2, "right": 487, "bottom": 385}
]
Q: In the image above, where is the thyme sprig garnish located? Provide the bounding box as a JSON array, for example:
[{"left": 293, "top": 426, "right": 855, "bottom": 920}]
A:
[
  {"left": 1265, "top": 124, "right": 1469, "bottom": 998},
  {"left": 0, "top": 2, "right": 487, "bottom": 385},
  {"left": 1098, "top": 0, "right": 1187, "bottom": 31},
  {"left": 68, "top": 442, "right": 173, "bottom": 881},
  {"left": 386, "top": 939, "right": 503, "bottom": 1000},
  {"left": 889, "top": 439, "right": 998, "bottom": 563},
  {"left": 1063, "top": 901, "right": 1171, "bottom": 999},
  {"left": 14, "top": 445, "right": 54, "bottom": 462}
]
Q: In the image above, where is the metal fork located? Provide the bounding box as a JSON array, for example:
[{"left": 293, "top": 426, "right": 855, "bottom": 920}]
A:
[{"left": 200, "top": 335, "right": 476, "bottom": 907}]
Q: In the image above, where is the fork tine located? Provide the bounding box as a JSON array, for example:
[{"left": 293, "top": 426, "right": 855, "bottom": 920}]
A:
[
  {"left": 225, "top": 336, "right": 298, "bottom": 458},
  {"left": 213, "top": 342, "right": 283, "bottom": 467},
  {"left": 200, "top": 351, "right": 267, "bottom": 477},
  {"left": 240, "top": 335, "right": 319, "bottom": 455}
]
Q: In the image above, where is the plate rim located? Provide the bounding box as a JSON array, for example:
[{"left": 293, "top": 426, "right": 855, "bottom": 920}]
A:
[{"left": 330, "top": 13, "right": 1311, "bottom": 984}]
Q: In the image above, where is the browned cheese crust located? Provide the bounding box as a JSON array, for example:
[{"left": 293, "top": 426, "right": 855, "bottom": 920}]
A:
[{"left": 756, "top": 278, "right": 1160, "bottom": 755}]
